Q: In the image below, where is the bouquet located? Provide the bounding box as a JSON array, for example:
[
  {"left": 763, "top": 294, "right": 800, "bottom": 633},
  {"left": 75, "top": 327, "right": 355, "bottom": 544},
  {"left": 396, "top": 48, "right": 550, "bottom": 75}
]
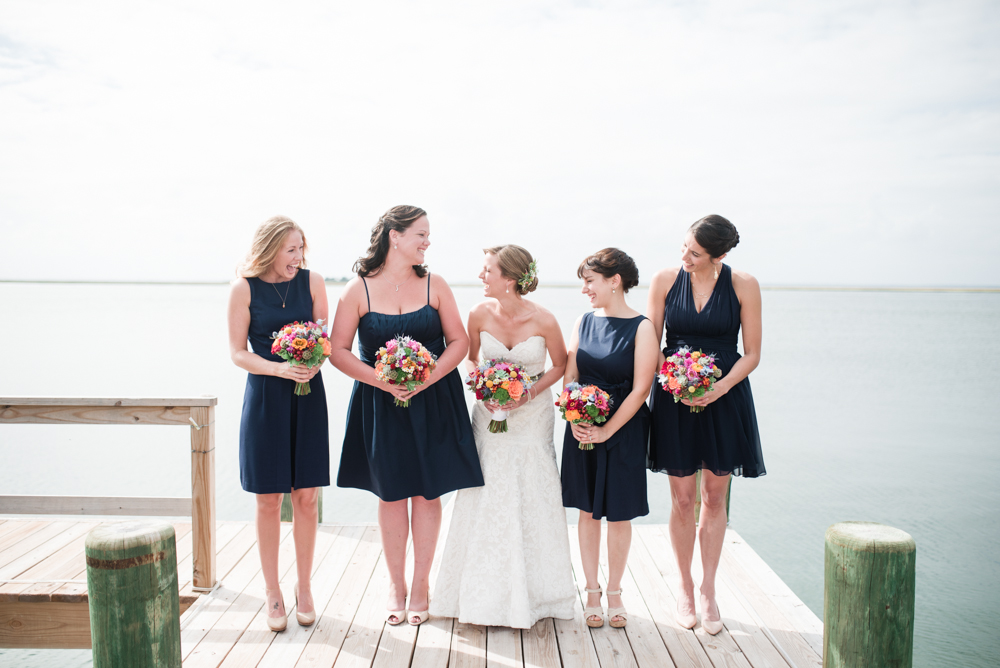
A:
[
  {"left": 555, "top": 382, "right": 612, "bottom": 450},
  {"left": 374, "top": 336, "right": 437, "bottom": 407},
  {"left": 658, "top": 347, "right": 723, "bottom": 413},
  {"left": 270, "top": 320, "right": 331, "bottom": 396},
  {"left": 467, "top": 359, "right": 535, "bottom": 433}
]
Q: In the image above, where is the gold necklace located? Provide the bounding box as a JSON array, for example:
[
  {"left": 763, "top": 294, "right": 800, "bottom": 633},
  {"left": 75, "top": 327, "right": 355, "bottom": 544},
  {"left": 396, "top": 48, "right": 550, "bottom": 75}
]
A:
[{"left": 270, "top": 280, "right": 291, "bottom": 308}]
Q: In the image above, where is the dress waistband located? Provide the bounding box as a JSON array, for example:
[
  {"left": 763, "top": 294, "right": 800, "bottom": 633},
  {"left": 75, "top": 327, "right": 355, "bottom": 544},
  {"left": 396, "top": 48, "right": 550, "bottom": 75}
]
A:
[{"left": 665, "top": 335, "right": 738, "bottom": 355}]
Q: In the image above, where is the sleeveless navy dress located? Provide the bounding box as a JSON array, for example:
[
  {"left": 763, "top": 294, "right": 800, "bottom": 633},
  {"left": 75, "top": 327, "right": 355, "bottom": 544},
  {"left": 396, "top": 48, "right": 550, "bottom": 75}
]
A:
[
  {"left": 239, "top": 269, "right": 330, "bottom": 494},
  {"left": 648, "top": 265, "right": 765, "bottom": 478},
  {"left": 561, "top": 313, "right": 650, "bottom": 522},
  {"left": 337, "top": 275, "right": 484, "bottom": 502}
]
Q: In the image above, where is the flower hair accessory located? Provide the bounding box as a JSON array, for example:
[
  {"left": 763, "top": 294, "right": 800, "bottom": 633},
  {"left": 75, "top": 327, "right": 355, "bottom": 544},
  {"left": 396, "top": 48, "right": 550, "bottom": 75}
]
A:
[{"left": 518, "top": 260, "right": 538, "bottom": 290}]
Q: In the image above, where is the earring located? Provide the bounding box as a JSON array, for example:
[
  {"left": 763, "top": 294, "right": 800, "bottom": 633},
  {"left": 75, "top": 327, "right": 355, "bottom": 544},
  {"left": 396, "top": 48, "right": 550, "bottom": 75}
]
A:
[
  {"left": 612, "top": 288, "right": 616, "bottom": 294},
  {"left": 506, "top": 285, "right": 509, "bottom": 294},
  {"left": 394, "top": 245, "right": 397, "bottom": 250},
  {"left": 713, "top": 264, "right": 719, "bottom": 280}
]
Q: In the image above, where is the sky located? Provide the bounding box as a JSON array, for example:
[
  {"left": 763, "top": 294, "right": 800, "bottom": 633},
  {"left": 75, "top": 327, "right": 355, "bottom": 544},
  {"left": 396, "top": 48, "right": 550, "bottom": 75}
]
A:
[{"left": 1, "top": 0, "right": 998, "bottom": 287}]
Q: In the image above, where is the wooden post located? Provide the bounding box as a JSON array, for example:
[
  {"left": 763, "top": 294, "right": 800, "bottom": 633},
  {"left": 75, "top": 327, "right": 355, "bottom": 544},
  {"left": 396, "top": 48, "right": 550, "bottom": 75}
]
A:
[
  {"left": 280, "top": 490, "right": 323, "bottom": 523},
  {"left": 190, "top": 405, "right": 216, "bottom": 590},
  {"left": 823, "top": 522, "right": 915, "bottom": 668},
  {"left": 693, "top": 471, "right": 732, "bottom": 524},
  {"left": 85, "top": 522, "right": 181, "bottom": 667}
]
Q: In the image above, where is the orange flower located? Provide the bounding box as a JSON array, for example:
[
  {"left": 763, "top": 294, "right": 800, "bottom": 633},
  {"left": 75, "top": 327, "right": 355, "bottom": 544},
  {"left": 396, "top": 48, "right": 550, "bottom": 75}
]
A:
[
  {"left": 565, "top": 409, "right": 581, "bottom": 421},
  {"left": 292, "top": 338, "right": 308, "bottom": 350},
  {"left": 320, "top": 338, "right": 332, "bottom": 355},
  {"left": 508, "top": 380, "right": 524, "bottom": 400}
]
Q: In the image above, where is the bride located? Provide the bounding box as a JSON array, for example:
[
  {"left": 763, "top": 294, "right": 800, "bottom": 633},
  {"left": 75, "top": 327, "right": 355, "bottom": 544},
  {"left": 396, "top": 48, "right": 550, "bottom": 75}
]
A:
[{"left": 431, "top": 245, "right": 577, "bottom": 628}]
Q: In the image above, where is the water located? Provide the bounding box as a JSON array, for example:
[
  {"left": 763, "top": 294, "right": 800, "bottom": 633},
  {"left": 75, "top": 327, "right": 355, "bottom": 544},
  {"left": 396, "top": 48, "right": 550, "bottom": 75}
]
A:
[{"left": 1, "top": 282, "right": 997, "bottom": 667}]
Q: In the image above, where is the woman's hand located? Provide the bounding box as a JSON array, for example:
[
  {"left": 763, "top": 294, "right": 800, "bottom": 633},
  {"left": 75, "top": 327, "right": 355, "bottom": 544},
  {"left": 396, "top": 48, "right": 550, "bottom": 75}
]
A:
[
  {"left": 275, "top": 362, "right": 313, "bottom": 383},
  {"left": 570, "top": 421, "right": 611, "bottom": 444},
  {"left": 681, "top": 381, "right": 730, "bottom": 408}
]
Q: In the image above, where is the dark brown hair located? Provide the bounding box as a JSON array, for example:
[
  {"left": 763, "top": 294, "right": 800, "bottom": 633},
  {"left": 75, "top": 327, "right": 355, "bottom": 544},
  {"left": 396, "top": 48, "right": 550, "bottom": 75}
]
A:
[
  {"left": 483, "top": 245, "right": 537, "bottom": 295},
  {"left": 577, "top": 248, "right": 639, "bottom": 293},
  {"left": 689, "top": 214, "right": 740, "bottom": 258},
  {"left": 353, "top": 205, "right": 428, "bottom": 278}
]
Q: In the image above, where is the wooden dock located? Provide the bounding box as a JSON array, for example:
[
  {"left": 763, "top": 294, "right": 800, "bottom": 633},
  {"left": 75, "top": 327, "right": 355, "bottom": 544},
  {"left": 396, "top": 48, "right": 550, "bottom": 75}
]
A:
[{"left": 0, "top": 512, "right": 823, "bottom": 667}]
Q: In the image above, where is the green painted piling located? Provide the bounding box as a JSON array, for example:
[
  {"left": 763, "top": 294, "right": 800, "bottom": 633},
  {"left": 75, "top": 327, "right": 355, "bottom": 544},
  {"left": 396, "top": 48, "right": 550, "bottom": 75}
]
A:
[
  {"left": 280, "top": 489, "right": 323, "bottom": 523},
  {"left": 85, "top": 521, "right": 181, "bottom": 668},
  {"left": 823, "top": 522, "right": 915, "bottom": 668}
]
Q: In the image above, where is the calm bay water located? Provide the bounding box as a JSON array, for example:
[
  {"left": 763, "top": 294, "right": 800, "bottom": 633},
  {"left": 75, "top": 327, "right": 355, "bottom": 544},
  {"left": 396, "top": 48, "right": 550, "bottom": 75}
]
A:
[{"left": 1, "top": 282, "right": 998, "bottom": 667}]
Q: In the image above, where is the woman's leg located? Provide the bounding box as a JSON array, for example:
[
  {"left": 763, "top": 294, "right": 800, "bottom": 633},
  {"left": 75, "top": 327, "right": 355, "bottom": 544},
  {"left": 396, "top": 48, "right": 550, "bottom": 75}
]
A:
[
  {"left": 578, "top": 511, "right": 603, "bottom": 622},
  {"left": 698, "top": 471, "right": 731, "bottom": 623},
  {"left": 606, "top": 520, "right": 631, "bottom": 623},
  {"left": 256, "top": 493, "right": 285, "bottom": 618},
  {"left": 379, "top": 498, "right": 410, "bottom": 620},
  {"left": 668, "top": 474, "right": 698, "bottom": 619},
  {"left": 408, "top": 495, "right": 441, "bottom": 619},
  {"left": 290, "top": 487, "right": 319, "bottom": 614}
]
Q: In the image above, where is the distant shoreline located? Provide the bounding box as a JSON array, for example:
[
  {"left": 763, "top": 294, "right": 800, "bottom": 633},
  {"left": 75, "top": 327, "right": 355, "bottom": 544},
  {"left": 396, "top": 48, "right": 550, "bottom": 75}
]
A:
[{"left": 1, "top": 279, "right": 998, "bottom": 294}]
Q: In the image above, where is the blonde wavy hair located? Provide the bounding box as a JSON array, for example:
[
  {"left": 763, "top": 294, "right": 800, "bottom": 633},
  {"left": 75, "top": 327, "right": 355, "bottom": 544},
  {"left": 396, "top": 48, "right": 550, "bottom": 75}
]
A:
[{"left": 237, "top": 216, "right": 309, "bottom": 278}]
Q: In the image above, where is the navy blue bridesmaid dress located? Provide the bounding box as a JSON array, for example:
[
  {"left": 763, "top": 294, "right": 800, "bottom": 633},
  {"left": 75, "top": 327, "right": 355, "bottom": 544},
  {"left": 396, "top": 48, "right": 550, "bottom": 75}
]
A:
[
  {"left": 648, "top": 264, "right": 765, "bottom": 478},
  {"left": 337, "top": 275, "right": 484, "bottom": 502},
  {"left": 239, "top": 269, "right": 330, "bottom": 494},
  {"left": 561, "top": 312, "right": 650, "bottom": 522}
]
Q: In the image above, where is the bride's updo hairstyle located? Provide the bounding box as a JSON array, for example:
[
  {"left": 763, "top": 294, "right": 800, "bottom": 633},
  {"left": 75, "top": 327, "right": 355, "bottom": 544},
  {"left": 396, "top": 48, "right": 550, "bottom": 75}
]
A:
[
  {"left": 237, "top": 215, "right": 308, "bottom": 278},
  {"left": 353, "top": 205, "right": 429, "bottom": 278},
  {"left": 689, "top": 214, "right": 740, "bottom": 258},
  {"left": 577, "top": 248, "right": 639, "bottom": 293},
  {"left": 484, "top": 245, "right": 538, "bottom": 295}
]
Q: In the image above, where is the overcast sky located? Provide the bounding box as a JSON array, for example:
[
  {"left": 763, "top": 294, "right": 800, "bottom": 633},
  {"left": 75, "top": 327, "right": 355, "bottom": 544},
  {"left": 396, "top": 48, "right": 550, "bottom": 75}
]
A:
[{"left": 1, "top": 0, "right": 998, "bottom": 286}]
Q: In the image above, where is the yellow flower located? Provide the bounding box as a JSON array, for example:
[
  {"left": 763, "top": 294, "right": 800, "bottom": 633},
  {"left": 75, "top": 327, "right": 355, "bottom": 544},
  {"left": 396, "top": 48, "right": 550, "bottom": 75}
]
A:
[
  {"left": 688, "top": 386, "right": 696, "bottom": 393},
  {"left": 692, "top": 351, "right": 701, "bottom": 359},
  {"left": 486, "top": 380, "right": 494, "bottom": 388}
]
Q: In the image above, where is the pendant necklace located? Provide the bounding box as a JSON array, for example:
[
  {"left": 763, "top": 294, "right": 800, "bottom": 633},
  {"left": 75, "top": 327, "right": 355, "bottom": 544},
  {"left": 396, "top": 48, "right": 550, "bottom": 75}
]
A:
[
  {"left": 271, "top": 280, "right": 292, "bottom": 308},
  {"left": 381, "top": 270, "right": 411, "bottom": 292}
]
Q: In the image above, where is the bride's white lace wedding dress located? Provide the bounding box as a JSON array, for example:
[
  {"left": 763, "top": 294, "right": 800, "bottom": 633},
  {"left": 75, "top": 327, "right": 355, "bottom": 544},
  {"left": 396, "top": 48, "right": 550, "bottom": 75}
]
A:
[{"left": 430, "top": 332, "right": 577, "bottom": 628}]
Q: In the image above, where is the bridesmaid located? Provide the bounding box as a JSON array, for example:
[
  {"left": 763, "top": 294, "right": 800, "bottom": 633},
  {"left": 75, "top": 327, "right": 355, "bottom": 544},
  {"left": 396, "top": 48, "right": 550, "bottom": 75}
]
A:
[
  {"left": 227, "top": 215, "right": 329, "bottom": 632},
  {"left": 646, "top": 214, "right": 763, "bottom": 635},
  {"left": 330, "top": 205, "right": 484, "bottom": 627},
  {"left": 561, "top": 248, "right": 658, "bottom": 630}
]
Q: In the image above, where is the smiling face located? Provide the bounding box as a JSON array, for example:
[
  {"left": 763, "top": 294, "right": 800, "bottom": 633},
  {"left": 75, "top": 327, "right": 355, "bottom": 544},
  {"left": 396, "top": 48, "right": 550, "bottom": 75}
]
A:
[
  {"left": 681, "top": 231, "right": 722, "bottom": 275},
  {"left": 269, "top": 230, "right": 304, "bottom": 281},
  {"left": 479, "top": 252, "right": 512, "bottom": 297},
  {"left": 390, "top": 215, "right": 431, "bottom": 265},
  {"left": 580, "top": 268, "right": 618, "bottom": 309}
]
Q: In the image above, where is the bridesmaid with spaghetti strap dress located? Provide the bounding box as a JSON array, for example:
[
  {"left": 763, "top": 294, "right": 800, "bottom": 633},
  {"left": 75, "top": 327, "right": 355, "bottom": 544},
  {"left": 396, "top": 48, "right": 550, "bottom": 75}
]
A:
[
  {"left": 227, "top": 216, "right": 329, "bottom": 632},
  {"left": 330, "top": 206, "right": 484, "bottom": 627},
  {"left": 646, "top": 215, "right": 764, "bottom": 635}
]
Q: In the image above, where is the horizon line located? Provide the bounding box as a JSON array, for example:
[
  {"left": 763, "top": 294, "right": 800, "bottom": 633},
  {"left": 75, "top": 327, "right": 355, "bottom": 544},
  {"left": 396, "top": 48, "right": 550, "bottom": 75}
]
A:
[{"left": 0, "top": 279, "right": 997, "bottom": 294}]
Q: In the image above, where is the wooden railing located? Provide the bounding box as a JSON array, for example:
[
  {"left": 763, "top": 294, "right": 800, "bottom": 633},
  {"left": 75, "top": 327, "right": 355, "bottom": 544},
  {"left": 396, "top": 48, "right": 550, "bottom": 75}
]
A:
[{"left": 0, "top": 396, "right": 217, "bottom": 590}]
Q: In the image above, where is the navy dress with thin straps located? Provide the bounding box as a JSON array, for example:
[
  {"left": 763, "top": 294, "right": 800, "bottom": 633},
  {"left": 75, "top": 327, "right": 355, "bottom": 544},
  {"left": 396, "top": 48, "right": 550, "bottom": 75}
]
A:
[
  {"left": 239, "top": 269, "right": 330, "bottom": 494},
  {"left": 648, "top": 264, "right": 765, "bottom": 478},
  {"left": 561, "top": 312, "right": 650, "bottom": 522},
  {"left": 337, "top": 274, "right": 484, "bottom": 502}
]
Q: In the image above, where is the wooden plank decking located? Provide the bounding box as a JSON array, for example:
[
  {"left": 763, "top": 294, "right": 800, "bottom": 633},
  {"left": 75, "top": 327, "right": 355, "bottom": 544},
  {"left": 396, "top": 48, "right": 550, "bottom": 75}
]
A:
[{"left": 0, "top": 513, "right": 823, "bottom": 666}]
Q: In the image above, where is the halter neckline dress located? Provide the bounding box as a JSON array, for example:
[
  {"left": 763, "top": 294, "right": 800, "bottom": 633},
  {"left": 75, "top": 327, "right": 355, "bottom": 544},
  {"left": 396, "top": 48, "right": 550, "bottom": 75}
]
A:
[
  {"left": 336, "top": 274, "right": 484, "bottom": 502},
  {"left": 647, "top": 264, "right": 765, "bottom": 478},
  {"left": 239, "top": 268, "right": 330, "bottom": 494}
]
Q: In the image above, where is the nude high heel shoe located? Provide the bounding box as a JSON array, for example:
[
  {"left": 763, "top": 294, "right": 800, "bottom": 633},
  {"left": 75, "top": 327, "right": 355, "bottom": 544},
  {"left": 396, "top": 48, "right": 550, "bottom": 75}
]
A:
[
  {"left": 606, "top": 589, "right": 628, "bottom": 628},
  {"left": 583, "top": 586, "right": 604, "bottom": 628},
  {"left": 295, "top": 584, "right": 316, "bottom": 626},
  {"left": 265, "top": 588, "right": 287, "bottom": 632}
]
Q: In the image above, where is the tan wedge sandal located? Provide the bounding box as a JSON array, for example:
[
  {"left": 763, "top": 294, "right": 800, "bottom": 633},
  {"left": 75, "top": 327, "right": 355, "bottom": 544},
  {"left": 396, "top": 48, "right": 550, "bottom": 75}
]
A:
[
  {"left": 583, "top": 586, "right": 605, "bottom": 628},
  {"left": 607, "top": 588, "right": 627, "bottom": 628}
]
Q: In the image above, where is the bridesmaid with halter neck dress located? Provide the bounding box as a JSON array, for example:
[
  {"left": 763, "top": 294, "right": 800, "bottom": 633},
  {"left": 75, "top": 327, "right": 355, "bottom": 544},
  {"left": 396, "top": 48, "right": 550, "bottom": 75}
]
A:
[
  {"left": 646, "top": 215, "right": 764, "bottom": 636},
  {"left": 330, "top": 206, "right": 483, "bottom": 628},
  {"left": 228, "top": 216, "right": 329, "bottom": 632}
]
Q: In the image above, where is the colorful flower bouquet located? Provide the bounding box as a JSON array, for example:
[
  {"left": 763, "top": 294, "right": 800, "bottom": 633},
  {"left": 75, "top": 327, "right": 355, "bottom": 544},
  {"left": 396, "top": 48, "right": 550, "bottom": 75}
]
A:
[
  {"left": 467, "top": 359, "right": 535, "bottom": 433},
  {"left": 556, "top": 382, "right": 612, "bottom": 450},
  {"left": 270, "top": 320, "right": 331, "bottom": 396},
  {"left": 374, "top": 336, "right": 437, "bottom": 407},
  {"left": 658, "top": 347, "right": 723, "bottom": 413}
]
